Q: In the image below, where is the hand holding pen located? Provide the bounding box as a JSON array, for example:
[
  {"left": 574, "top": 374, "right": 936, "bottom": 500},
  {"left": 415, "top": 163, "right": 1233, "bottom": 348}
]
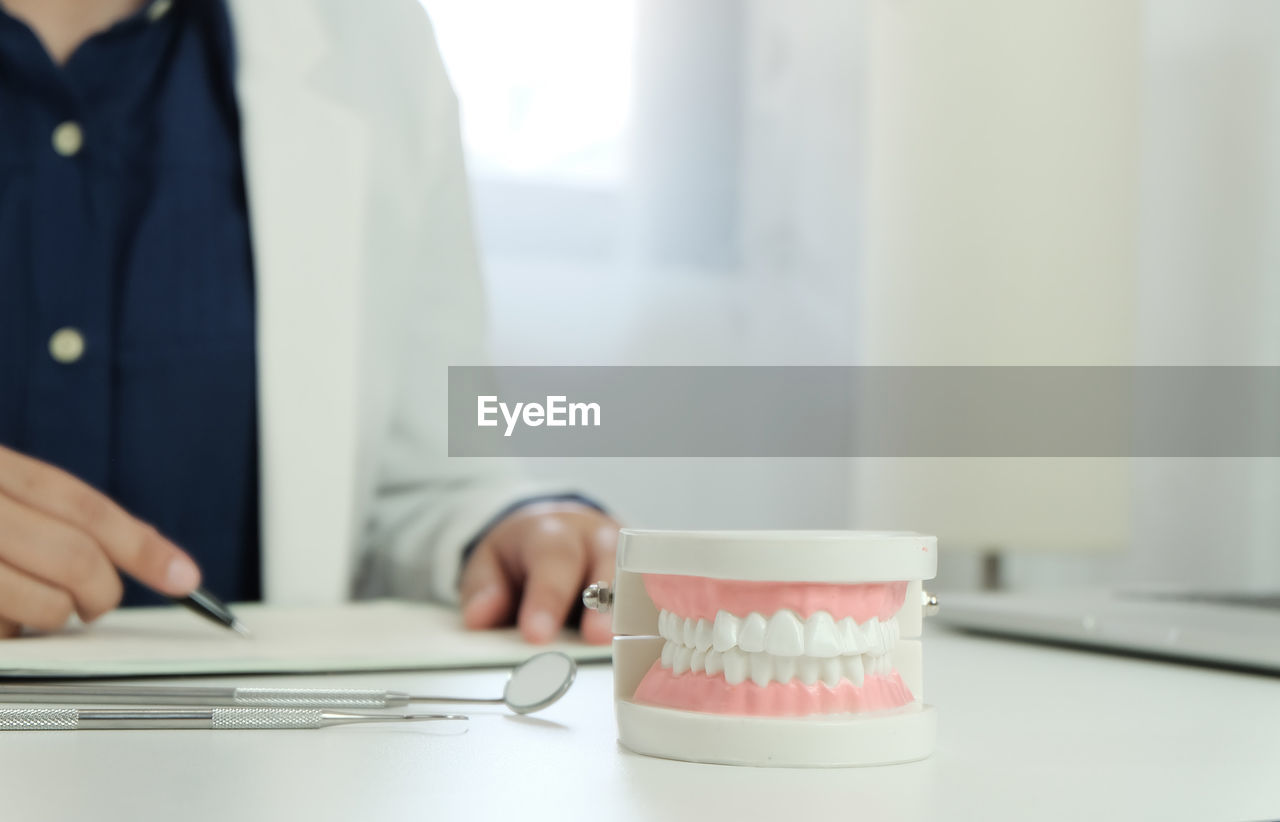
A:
[{"left": 0, "top": 444, "right": 236, "bottom": 638}]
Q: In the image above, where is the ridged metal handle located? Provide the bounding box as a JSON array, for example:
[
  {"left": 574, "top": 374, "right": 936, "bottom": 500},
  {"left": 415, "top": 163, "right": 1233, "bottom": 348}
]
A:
[
  {"left": 0, "top": 707, "right": 453, "bottom": 730},
  {"left": 233, "top": 688, "right": 391, "bottom": 708},
  {"left": 212, "top": 708, "right": 324, "bottom": 729},
  {"left": 0, "top": 708, "right": 79, "bottom": 730}
]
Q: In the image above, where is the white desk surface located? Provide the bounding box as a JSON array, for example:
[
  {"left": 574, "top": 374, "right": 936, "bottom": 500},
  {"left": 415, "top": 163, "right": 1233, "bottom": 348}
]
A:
[{"left": 2, "top": 626, "right": 1276, "bottom": 822}]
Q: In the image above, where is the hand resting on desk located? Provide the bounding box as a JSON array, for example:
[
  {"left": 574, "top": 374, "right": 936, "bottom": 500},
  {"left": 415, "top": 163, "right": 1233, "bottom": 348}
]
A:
[{"left": 460, "top": 500, "right": 618, "bottom": 646}]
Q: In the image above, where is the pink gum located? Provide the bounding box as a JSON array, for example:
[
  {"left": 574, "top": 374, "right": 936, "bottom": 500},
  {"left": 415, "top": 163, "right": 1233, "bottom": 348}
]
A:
[
  {"left": 633, "top": 662, "right": 915, "bottom": 716},
  {"left": 643, "top": 574, "right": 908, "bottom": 623}
]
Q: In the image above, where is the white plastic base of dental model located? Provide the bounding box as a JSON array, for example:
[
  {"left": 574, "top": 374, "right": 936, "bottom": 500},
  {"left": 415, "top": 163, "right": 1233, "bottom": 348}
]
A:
[{"left": 615, "top": 700, "right": 936, "bottom": 768}]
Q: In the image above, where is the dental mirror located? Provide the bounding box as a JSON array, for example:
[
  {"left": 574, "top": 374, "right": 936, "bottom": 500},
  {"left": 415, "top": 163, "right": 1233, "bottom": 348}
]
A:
[
  {"left": 501, "top": 651, "right": 578, "bottom": 714},
  {"left": 409, "top": 651, "right": 577, "bottom": 715}
]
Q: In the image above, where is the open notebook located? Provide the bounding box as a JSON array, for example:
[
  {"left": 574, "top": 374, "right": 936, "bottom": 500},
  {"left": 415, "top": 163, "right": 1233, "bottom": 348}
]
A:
[{"left": 0, "top": 600, "right": 612, "bottom": 679}]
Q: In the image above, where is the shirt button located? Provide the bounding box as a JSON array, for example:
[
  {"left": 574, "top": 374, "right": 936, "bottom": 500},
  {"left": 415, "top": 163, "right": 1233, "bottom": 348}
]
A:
[
  {"left": 48, "top": 328, "right": 86, "bottom": 364},
  {"left": 51, "top": 121, "right": 84, "bottom": 157},
  {"left": 146, "top": 0, "right": 173, "bottom": 22}
]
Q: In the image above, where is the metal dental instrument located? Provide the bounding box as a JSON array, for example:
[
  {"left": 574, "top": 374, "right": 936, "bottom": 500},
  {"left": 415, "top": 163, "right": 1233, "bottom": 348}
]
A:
[
  {"left": 0, "top": 707, "right": 466, "bottom": 731},
  {"left": 0, "top": 651, "right": 578, "bottom": 715}
]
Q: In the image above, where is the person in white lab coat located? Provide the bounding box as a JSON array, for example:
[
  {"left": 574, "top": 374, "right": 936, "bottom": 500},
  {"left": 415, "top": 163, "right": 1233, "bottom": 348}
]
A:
[{"left": 0, "top": 0, "right": 616, "bottom": 644}]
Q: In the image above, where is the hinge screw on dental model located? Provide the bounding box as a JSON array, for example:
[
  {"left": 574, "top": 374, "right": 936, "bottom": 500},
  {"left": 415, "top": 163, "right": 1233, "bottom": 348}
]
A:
[
  {"left": 922, "top": 590, "right": 940, "bottom": 617},
  {"left": 582, "top": 581, "right": 613, "bottom": 614}
]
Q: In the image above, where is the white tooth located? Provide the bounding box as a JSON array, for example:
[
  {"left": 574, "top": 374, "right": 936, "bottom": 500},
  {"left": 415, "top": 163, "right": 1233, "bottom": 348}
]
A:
[
  {"left": 821, "top": 657, "right": 843, "bottom": 687},
  {"left": 764, "top": 610, "right": 805, "bottom": 656},
  {"left": 749, "top": 653, "right": 773, "bottom": 687},
  {"left": 682, "top": 617, "right": 695, "bottom": 648},
  {"left": 838, "top": 617, "right": 860, "bottom": 654},
  {"left": 773, "top": 655, "right": 797, "bottom": 683},
  {"left": 694, "top": 619, "right": 714, "bottom": 652},
  {"left": 798, "top": 658, "right": 820, "bottom": 685},
  {"left": 860, "top": 617, "right": 884, "bottom": 656},
  {"left": 673, "top": 644, "right": 692, "bottom": 675},
  {"left": 704, "top": 649, "right": 724, "bottom": 677},
  {"left": 690, "top": 647, "right": 706, "bottom": 673},
  {"left": 722, "top": 648, "right": 747, "bottom": 685},
  {"left": 843, "top": 653, "right": 865, "bottom": 687},
  {"left": 739, "top": 613, "right": 768, "bottom": 653},
  {"left": 712, "top": 610, "right": 739, "bottom": 652},
  {"left": 657, "top": 610, "right": 668, "bottom": 639},
  {"left": 661, "top": 640, "right": 674, "bottom": 669},
  {"left": 804, "top": 611, "right": 842, "bottom": 658},
  {"left": 880, "top": 620, "right": 896, "bottom": 652}
]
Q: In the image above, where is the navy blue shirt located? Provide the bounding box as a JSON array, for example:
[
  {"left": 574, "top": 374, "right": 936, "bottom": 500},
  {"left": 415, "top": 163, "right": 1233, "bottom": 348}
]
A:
[{"left": 0, "top": 0, "right": 260, "bottom": 605}]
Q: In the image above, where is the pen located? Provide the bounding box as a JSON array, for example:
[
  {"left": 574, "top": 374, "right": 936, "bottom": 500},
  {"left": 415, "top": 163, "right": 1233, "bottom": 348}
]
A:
[
  {"left": 0, "top": 707, "right": 466, "bottom": 731},
  {"left": 172, "top": 587, "right": 253, "bottom": 637}
]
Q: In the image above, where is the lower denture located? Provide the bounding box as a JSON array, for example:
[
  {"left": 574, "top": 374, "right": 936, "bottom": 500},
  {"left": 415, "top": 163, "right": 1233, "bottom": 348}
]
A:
[{"left": 634, "top": 663, "right": 914, "bottom": 716}]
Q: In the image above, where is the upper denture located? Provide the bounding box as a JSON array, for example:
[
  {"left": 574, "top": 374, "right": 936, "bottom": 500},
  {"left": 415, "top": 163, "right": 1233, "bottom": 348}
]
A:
[
  {"left": 658, "top": 607, "right": 900, "bottom": 660},
  {"left": 643, "top": 574, "right": 908, "bottom": 624}
]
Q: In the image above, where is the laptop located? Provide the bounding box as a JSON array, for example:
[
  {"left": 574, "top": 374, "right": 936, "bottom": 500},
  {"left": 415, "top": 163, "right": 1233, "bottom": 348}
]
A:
[{"left": 935, "top": 588, "right": 1280, "bottom": 673}]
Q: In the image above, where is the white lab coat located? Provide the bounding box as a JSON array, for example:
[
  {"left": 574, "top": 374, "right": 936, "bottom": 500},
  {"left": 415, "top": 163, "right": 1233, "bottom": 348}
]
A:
[{"left": 224, "top": 0, "right": 557, "bottom": 605}]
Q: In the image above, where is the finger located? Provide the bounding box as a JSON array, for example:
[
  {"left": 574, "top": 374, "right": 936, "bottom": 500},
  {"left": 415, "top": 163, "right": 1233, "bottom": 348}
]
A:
[
  {"left": 0, "top": 616, "right": 19, "bottom": 639},
  {"left": 0, "top": 493, "right": 123, "bottom": 622},
  {"left": 0, "top": 560, "right": 76, "bottom": 633},
  {"left": 580, "top": 524, "right": 619, "bottom": 645},
  {"left": 517, "top": 535, "right": 587, "bottom": 644},
  {"left": 458, "top": 542, "right": 515, "bottom": 630},
  {"left": 0, "top": 446, "right": 200, "bottom": 595}
]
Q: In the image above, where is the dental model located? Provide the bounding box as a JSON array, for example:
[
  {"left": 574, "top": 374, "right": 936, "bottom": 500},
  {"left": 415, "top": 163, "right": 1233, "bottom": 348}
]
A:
[{"left": 584, "top": 530, "right": 938, "bottom": 767}]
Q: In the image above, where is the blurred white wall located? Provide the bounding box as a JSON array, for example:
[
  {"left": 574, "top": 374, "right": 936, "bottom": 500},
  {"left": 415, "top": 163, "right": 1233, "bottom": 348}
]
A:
[
  {"left": 426, "top": 0, "right": 858, "bottom": 534},
  {"left": 425, "top": 0, "right": 1280, "bottom": 589},
  {"left": 1126, "top": 0, "right": 1280, "bottom": 589}
]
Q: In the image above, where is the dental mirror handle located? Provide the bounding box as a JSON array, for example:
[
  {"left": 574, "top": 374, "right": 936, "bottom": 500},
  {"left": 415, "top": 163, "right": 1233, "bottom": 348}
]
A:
[
  {"left": 0, "top": 684, "right": 428, "bottom": 709},
  {"left": 0, "top": 707, "right": 466, "bottom": 731},
  {"left": 0, "top": 684, "right": 499, "bottom": 709},
  {"left": 403, "top": 696, "right": 506, "bottom": 705}
]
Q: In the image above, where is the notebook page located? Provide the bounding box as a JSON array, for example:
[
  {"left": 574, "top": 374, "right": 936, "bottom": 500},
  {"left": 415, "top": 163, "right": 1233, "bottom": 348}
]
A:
[{"left": 0, "top": 600, "right": 611, "bottom": 678}]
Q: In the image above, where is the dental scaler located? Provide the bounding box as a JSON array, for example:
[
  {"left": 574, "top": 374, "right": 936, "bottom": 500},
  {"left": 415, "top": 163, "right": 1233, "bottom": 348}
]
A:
[{"left": 583, "top": 530, "right": 939, "bottom": 767}]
